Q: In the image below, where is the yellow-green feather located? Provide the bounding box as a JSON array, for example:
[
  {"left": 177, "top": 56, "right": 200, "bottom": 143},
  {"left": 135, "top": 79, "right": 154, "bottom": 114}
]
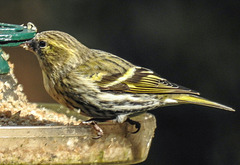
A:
[{"left": 164, "top": 94, "right": 235, "bottom": 111}]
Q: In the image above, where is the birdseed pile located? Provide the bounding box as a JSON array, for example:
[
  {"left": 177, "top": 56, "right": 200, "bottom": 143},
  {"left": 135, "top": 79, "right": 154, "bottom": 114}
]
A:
[{"left": 0, "top": 62, "right": 81, "bottom": 126}]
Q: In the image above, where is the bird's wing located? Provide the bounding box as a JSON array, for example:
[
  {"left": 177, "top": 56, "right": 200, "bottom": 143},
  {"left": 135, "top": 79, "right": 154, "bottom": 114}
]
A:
[
  {"left": 97, "top": 66, "right": 199, "bottom": 95},
  {"left": 77, "top": 49, "right": 199, "bottom": 95}
]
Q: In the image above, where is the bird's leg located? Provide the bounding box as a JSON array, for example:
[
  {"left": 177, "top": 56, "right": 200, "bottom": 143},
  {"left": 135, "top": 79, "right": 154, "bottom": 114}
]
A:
[
  {"left": 114, "top": 114, "right": 141, "bottom": 134},
  {"left": 81, "top": 119, "right": 104, "bottom": 139},
  {"left": 125, "top": 118, "right": 141, "bottom": 134},
  {"left": 81, "top": 118, "right": 113, "bottom": 139}
]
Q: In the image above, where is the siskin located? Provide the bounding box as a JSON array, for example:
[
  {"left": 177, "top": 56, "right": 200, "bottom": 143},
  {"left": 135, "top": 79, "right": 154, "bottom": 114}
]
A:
[{"left": 21, "top": 31, "right": 235, "bottom": 138}]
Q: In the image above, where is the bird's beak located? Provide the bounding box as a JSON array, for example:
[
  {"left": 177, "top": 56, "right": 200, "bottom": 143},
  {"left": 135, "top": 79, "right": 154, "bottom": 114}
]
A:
[{"left": 20, "top": 39, "right": 36, "bottom": 52}]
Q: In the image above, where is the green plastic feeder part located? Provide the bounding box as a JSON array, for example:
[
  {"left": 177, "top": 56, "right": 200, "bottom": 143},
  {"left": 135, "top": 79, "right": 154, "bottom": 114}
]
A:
[
  {"left": 0, "top": 48, "right": 9, "bottom": 74},
  {"left": 0, "top": 22, "right": 37, "bottom": 74}
]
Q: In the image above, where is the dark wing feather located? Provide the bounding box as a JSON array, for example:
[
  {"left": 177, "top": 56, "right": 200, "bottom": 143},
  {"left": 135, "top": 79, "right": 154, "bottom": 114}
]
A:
[{"left": 98, "top": 67, "right": 199, "bottom": 95}]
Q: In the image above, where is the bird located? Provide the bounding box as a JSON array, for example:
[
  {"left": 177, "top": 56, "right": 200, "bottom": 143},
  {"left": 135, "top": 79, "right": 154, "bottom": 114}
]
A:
[{"left": 21, "top": 30, "right": 235, "bottom": 138}]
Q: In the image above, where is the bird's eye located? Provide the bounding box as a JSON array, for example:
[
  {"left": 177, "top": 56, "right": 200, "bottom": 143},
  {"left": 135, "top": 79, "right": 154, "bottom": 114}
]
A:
[{"left": 39, "top": 41, "right": 47, "bottom": 48}]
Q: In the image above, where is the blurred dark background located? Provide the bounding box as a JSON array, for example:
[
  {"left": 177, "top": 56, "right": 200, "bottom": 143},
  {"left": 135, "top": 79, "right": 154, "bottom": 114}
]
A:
[{"left": 1, "top": 0, "right": 240, "bottom": 164}]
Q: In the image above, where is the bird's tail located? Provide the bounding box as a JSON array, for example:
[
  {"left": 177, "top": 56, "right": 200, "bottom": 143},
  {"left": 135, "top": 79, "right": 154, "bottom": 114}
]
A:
[{"left": 160, "top": 94, "right": 235, "bottom": 112}]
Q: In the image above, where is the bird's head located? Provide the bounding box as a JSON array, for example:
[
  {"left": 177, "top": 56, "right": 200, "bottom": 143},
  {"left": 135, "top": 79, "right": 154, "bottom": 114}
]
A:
[{"left": 21, "top": 31, "right": 88, "bottom": 73}]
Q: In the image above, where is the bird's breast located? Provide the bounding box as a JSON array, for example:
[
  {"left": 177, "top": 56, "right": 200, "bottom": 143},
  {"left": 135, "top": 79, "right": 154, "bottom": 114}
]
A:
[{"left": 42, "top": 71, "right": 67, "bottom": 106}]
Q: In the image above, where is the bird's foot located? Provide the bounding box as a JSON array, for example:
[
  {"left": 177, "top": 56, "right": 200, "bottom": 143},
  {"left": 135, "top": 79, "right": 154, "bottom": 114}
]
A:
[
  {"left": 81, "top": 119, "right": 104, "bottom": 139},
  {"left": 126, "top": 118, "right": 141, "bottom": 134}
]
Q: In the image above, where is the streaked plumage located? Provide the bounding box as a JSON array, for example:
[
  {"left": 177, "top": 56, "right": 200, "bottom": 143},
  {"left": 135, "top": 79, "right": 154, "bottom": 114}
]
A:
[{"left": 22, "top": 31, "right": 235, "bottom": 137}]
